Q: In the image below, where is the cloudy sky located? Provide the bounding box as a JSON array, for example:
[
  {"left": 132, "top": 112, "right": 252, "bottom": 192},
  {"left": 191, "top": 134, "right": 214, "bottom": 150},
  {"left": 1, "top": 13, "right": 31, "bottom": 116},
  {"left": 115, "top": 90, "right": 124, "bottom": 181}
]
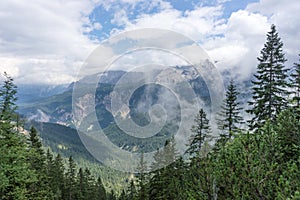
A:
[{"left": 0, "top": 0, "right": 299, "bottom": 85}]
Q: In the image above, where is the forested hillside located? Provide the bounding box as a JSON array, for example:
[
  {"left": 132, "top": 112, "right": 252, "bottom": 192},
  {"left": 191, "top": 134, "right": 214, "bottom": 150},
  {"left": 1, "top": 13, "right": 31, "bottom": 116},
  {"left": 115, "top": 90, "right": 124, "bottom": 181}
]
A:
[{"left": 0, "top": 24, "right": 300, "bottom": 200}]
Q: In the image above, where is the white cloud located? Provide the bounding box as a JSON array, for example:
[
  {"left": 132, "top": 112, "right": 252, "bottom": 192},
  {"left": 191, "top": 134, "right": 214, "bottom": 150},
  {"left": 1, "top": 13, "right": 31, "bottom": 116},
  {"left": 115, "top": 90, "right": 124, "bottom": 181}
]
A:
[
  {"left": 0, "top": 0, "right": 98, "bottom": 84},
  {"left": 111, "top": 9, "right": 130, "bottom": 26},
  {"left": 106, "top": 4, "right": 266, "bottom": 80},
  {"left": 0, "top": 56, "right": 21, "bottom": 77},
  {"left": 206, "top": 0, "right": 300, "bottom": 80},
  {"left": 1, "top": 0, "right": 299, "bottom": 85},
  {"left": 112, "top": 5, "right": 224, "bottom": 42},
  {"left": 247, "top": 0, "right": 300, "bottom": 65},
  {"left": 203, "top": 10, "right": 270, "bottom": 80},
  {"left": 110, "top": 0, "right": 300, "bottom": 81}
]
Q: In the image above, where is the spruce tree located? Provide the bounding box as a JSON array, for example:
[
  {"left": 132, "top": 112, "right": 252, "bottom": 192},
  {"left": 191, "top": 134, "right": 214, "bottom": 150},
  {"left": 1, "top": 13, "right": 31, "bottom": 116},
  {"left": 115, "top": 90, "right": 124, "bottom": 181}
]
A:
[
  {"left": 149, "top": 149, "right": 164, "bottom": 200},
  {"left": 46, "top": 149, "right": 53, "bottom": 177},
  {"left": 167, "top": 157, "right": 188, "bottom": 200},
  {"left": 0, "top": 72, "right": 17, "bottom": 122},
  {"left": 217, "top": 80, "right": 244, "bottom": 139},
  {"left": 136, "top": 153, "right": 148, "bottom": 200},
  {"left": 77, "top": 168, "right": 86, "bottom": 200},
  {"left": 28, "top": 126, "right": 45, "bottom": 172},
  {"left": 149, "top": 138, "right": 179, "bottom": 200},
  {"left": 65, "top": 156, "right": 77, "bottom": 200},
  {"left": 0, "top": 72, "right": 36, "bottom": 199},
  {"left": 83, "top": 168, "right": 96, "bottom": 200},
  {"left": 52, "top": 153, "right": 65, "bottom": 199},
  {"left": 186, "top": 109, "right": 214, "bottom": 199},
  {"left": 291, "top": 54, "right": 300, "bottom": 115},
  {"left": 162, "top": 137, "right": 178, "bottom": 166},
  {"left": 247, "top": 24, "right": 289, "bottom": 130},
  {"left": 186, "top": 108, "right": 211, "bottom": 157},
  {"left": 28, "top": 126, "right": 54, "bottom": 199}
]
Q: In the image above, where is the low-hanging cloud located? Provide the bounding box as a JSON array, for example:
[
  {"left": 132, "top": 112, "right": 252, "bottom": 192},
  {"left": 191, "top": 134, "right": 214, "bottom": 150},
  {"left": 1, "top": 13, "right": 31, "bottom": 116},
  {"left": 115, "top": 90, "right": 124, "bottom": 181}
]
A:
[{"left": 0, "top": 0, "right": 299, "bottom": 85}]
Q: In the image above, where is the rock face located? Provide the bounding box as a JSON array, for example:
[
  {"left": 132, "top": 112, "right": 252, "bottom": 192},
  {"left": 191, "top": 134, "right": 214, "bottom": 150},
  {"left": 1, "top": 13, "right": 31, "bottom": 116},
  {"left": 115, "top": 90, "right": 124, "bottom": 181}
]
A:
[{"left": 18, "top": 66, "right": 212, "bottom": 127}]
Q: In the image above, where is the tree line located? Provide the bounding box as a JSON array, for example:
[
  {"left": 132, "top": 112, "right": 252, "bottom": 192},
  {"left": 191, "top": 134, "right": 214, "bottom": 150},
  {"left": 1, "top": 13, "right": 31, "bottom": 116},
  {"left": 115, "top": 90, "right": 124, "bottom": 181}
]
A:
[
  {"left": 117, "top": 24, "right": 300, "bottom": 199},
  {"left": 0, "top": 72, "right": 114, "bottom": 199}
]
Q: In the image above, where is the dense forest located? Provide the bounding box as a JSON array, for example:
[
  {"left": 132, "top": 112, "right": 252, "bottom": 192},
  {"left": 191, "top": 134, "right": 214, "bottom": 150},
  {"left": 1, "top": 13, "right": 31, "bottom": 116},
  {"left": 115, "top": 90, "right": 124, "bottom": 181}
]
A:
[{"left": 1, "top": 24, "right": 300, "bottom": 199}]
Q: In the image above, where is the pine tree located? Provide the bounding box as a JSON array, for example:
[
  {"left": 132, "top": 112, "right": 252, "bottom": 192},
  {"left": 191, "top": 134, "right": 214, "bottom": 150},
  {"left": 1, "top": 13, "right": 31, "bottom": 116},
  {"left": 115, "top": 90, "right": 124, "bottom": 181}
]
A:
[
  {"left": 150, "top": 148, "right": 164, "bottom": 172},
  {"left": 186, "top": 109, "right": 215, "bottom": 199},
  {"left": 186, "top": 108, "right": 211, "bottom": 157},
  {"left": 162, "top": 137, "right": 178, "bottom": 166},
  {"left": 247, "top": 24, "right": 289, "bottom": 130},
  {"left": 46, "top": 149, "right": 53, "bottom": 176},
  {"left": 77, "top": 168, "right": 86, "bottom": 200},
  {"left": 217, "top": 80, "right": 244, "bottom": 139},
  {"left": 28, "top": 126, "right": 45, "bottom": 172},
  {"left": 0, "top": 72, "right": 37, "bottom": 199},
  {"left": 27, "top": 126, "right": 53, "bottom": 199},
  {"left": 64, "top": 156, "right": 77, "bottom": 200},
  {"left": 51, "top": 153, "right": 65, "bottom": 199},
  {"left": 291, "top": 54, "right": 300, "bottom": 115},
  {"left": 149, "top": 149, "right": 164, "bottom": 200},
  {"left": 83, "top": 168, "right": 96, "bottom": 200},
  {"left": 168, "top": 157, "right": 188, "bottom": 200},
  {"left": 149, "top": 138, "right": 179, "bottom": 200},
  {"left": 127, "top": 180, "right": 137, "bottom": 200},
  {"left": 136, "top": 153, "right": 148, "bottom": 200},
  {"left": 0, "top": 72, "right": 17, "bottom": 122}
]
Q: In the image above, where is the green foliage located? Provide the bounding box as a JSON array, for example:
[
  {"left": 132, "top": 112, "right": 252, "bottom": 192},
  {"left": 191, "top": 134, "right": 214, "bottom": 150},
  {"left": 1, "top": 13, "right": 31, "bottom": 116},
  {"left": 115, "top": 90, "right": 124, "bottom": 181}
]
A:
[
  {"left": 0, "top": 72, "right": 37, "bottom": 199},
  {"left": 0, "top": 72, "right": 18, "bottom": 121},
  {"left": 0, "top": 73, "right": 109, "bottom": 200},
  {"left": 291, "top": 54, "right": 300, "bottom": 113},
  {"left": 2, "top": 25, "right": 300, "bottom": 200},
  {"left": 248, "top": 24, "right": 290, "bottom": 130},
  {"left": 217, "top": 79, "right": 244, "bottom": 139},
  {"left": 274, "top": 109, "right": 300, "bottom": 162},
  {"left": 136, "top": 153, "right": 148, "bottom": 200},
  {"left": 187, "top": 108, "right": 211, "bottom": 157}
]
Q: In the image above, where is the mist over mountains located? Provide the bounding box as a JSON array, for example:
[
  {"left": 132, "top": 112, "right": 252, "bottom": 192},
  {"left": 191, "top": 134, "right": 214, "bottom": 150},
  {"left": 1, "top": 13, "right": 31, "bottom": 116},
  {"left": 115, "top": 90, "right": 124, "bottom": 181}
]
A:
[{"left": 18, "top": 66, "right": 212, "bottom": 124}]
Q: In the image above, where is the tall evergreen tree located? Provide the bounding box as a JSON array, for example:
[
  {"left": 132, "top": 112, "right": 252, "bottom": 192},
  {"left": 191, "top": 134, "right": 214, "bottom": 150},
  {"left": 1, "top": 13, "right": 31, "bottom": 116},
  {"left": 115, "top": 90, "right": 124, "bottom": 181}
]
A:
[
  {"left": 247, "top": 24, "right": 289, "bottom": 130},
  {"left": 167, "top": 157, "right": 189, "bottom": 200},
  {"left": 65, "top": 156, "right": 77, "bottom": 200},
  {"left": 0, "top": 72, "right": 17, "bottom": 122},
  {"left": 291, "top": 54, "right": 300, "bottom": 115},
  {"left": 136, "top": 153, "right": 148, "bottom": 200},
  {"left": 149, "top": 149, "right": 164, "bottom": 200},
  {"left": 186, "top": 109, "right": 215, "bottom": 199},
  {"left": 28, "top": 126, "right": 53, "bottom": 199},
  {"left": 0, "top": 72, "right": 36, "bottom": 199},
  {"left": 186, "top": 108, "right": 211, "bottom": 157},
  {"left": 51, "top": 153, "right": 65, "bottom": 199},
  {"left": 28, "top": 126, "right": 45, "bottom": 172},
  {"left": 162, "top": 137, "right": 178, "bottom": 166},
  {"left": 149, "top": 138, "right": 179, "bottom": 200},
  {"left": 77, "top": 168, "right": 87, "bottom": 200},
  {"left": 217, "top": 80, "right": 244, "bottom": 139}
]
